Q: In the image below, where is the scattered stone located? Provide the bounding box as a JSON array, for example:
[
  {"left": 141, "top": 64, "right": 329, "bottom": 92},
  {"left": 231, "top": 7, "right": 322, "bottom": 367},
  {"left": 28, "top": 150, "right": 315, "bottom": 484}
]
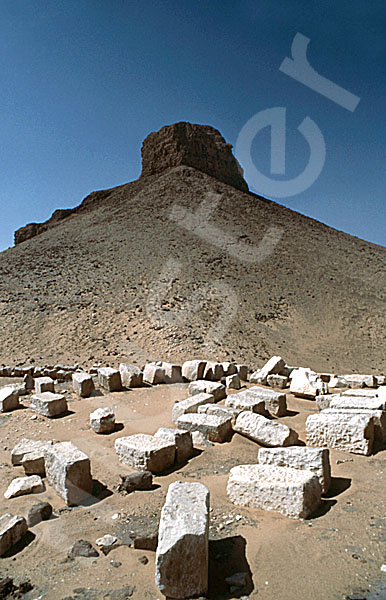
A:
[
  {"left": 172, "top": 393, "right": 215, "bottom": 423},
  {"left": 72, "top": 372, "right": 95, "bottom": 397},
  {"left": 250, "top": 356, "right": 286, "bottom": 385},
  {"left": 11, "top": 438, "right": 52, "bottom": 466},
  {"left": 234, "top": 412, "right": 298, "bottom": 447},
  {"left": 227, "top": 464, "right": 321, "bottom": 519},
  {"left": 306, "top": 412, "right": 374, "bottom": 455},
  {"left": 21, "top": 446, "right": 52, "bottom": 476},
  {"left": 0, "top": 514, "right": 28, "bottom": 556},
  {"left": 27, "top": 501, "right": 53, "bottom": 526},
  {"left": 267, "top": 374, "right": 288, "bottom": 389},
  {"left": 222, "top": 362, "right": 237, "bottom": 377},
  {"left": 156, "top": 481, "right": 210, "bottom": 598},
  {"left": 118, "top": 471, "right": 153, "bottom": 494},
  {"left": 119, "top": 363, "right": 143, "bottom": 388},
  {"left": 0, "top": 387, "right": 20, "bottom": 412},
  {"left": 97, "top": 367, "right": 122, "bottom": 392},
  {"left": 188, "top": 380, "right": 226, "bottom": 401},
  {"left": 143, "top": 363, "right": 165, "bottom": 385},
  {"left": 69, "top": 540, "right": 99, "bottom": 558},
  {"left": 176, "top": 413, "right": 233, "bottom": 443},
  {"left": 192, "top": 432, "right": 214, "bottom": 448},
  {"left": 44, "top": 442, "right": 93, "bottom": 506},
  {"left": 30, "top": 392, "right": 68, "bottom": 417},
  {"left": 155, "top": 427, "right": 194, "bottom": 463},
  {"left": 115, "top": 434, "right": 175, "bottom": 473},
  {"left": 90, "top": 407, "right": 116, "bottom": 434},
  {"left": 4, "top": 475, "right": 45, "bottom": 499},
  {"left": 258, "top": 447, "right": 331, "bottom": 493},
  {"left": 34, "top": 376, "right": 55, "bottom": 394},
  {"left": 182, "top": 360, "right": 206, "bottom": 381},
  {"left": 244, "top": 386, "right": 287, "bottom": 417},
  {"left": 226, "top": 374, "right": 241, "bottom": 389},
  {"left": 96, "top": 534, "right": 118, "bottom": 555}
]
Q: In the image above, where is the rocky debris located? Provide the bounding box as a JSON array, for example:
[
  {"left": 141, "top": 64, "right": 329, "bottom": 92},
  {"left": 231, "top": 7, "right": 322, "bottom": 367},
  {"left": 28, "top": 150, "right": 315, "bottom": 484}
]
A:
[
  {"left": 227, "top": 464, "right": 321, "bottom": 519},
  {"left": 90, "top": 407, "right": 116, "bottom": 434},
  {"left": 234, "top": 412, "right": 298, "bottom": 447},
  {"left": 4, "top": 475, "right": 45, "bottom": 499},
  {"left": 119, "top": 363, "right": 143, "bottom": 388},
  {"left": 34, "top": 376, "right": 55, "bottom": 394},
  {"left": 225, "top": 390, "right": 268, "bottom": 415},
  {"left": 154, "top": 428, "right": 194, "bottom": 464},
  {"left": 306, "top": 412, "right": 374, "bottom": 455},
  {"left": 115, "top": 434, "right": 175, "bottom": 473},
  {"left": 0, "top": 387, "right": 20, "bottom": 412},
  {"left": 30, "top": 392, "right": 68, "bottom": 417},
  {"left": 140, "top": 121, "right": 248, "bottom": 192},
  {"left": 44, "top": 442, "right": 93, "bottom": 506},
  {"left": 267, "top": 374, "right": 288, "bottom": 389},
  {"left": 188, "top": 380, "right": 226, "bottom": 402},
  {"left": 97, "top": 367, "right": 122, "bottom": 392},
  {"left": 181, "top": 360, "right": 206, "bottom": 382},
  {"left": 290, "top": 368, "right": 328, "bottom": 399},
  {"left": 72, "top": 372, "right": 95, "bottom": 398},
  {"left": 95, "top": 534, "right": 118, "bottom": 555},
  {"left": 176, "top": 413, "right": 233, "bottom": 443},
  {"left": 27, "top": 501, "right": 53, "bottom": 526},
  {"left": 340, "top": 374, "right": 378, "bottom": 388},
  {"left": 155, "top": 481, "right": 210, "bottom": 598},
  {"left": 172, "top": 392, "right": 215, "bottom": 423},
  {"left": 142, "top": 363, "right": 165, "bottom": 385},
  {"left": 69, "top": 540, "right": 99, "bottom": 558},
  {"left": 11, "top": 439, "right": 52, "bottom": 466},
  {"left": 117, "top": 471, "right": 153, "bottom": 494},
  {"left": 0, "top": 514, "right": 28, "bottom": 556},
  {"left": 323, "top": 408, "right": 386, "bottom": 443},
  {"left": 258, "top": 447, "right": 331, "bottom": 494},
  {"left": 160, "top": 362, "right": 184, "bottom": 384},
  {"left": 250, "top": 356, "right": 286, "bottom": 385},
  {"left": 316, "top": 394, "right": 340, "bottom": 411},
  {"left": 198, "top": 404, "right": 240, "bottom": 425},
  {"left": 226, "top": 374, "right": 241, "bottom": 389}
]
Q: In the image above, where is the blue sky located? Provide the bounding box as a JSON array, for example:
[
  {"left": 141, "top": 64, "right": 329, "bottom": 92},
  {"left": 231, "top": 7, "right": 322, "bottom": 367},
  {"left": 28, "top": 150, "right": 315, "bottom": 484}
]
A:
[{"left": 0, "top": 0, "right": 385, "bottom": 251}]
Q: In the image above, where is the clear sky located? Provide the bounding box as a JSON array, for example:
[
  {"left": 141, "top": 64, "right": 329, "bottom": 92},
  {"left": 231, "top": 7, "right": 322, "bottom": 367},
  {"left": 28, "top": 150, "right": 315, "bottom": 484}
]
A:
[{"left": 0, "top": 0, "right": 385, "bottom": 251}]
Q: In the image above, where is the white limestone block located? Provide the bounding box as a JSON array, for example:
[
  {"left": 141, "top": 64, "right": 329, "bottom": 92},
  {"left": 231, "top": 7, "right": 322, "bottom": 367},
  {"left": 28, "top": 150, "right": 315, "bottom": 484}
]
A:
[
  {"left": 72, "top": 372, "right": 95, "bottom": 397},
  {"left": 34, "top": 377, "right": 55, "bottom": 394},
  {"left": 225, "top": 390, "right": 267, "bottom": 414},
  {"left": 160, "top": 362, "right": 184, "bottom": 384},
  {"left": 316, "top": 394, "right": 340, "bottom": 411},
  {"left": 245, "top": 386, "right": 287, "bottom": 417},
  {"left": 156, "top": 481, "right": 209, "bottom": 598},
  {"left": 172, "top": 393, "right": 214, "bottom": 423},
  {"left": 188, "top": 380, "right": 226, "bottom": 401},
  {"left": 90, "top": 407, "right": 116, "bottom": 434},
  {"left": 203, "top": 361, "right": 224, "bottom": 381},
  {"left": 329, "top": 397, "right": 386, "bottom": 411},
  {"left": 119, "top": 363, "right": 143, "bottom": 388},
  {"left": 143, "top": 363, "right": 165, "bottom": 385},
  {"left": 378, "top": 386, "right": 386, "bottom": 401},
  {"left": 30, "top": 392, "right": 68, "bottom": 417},
  {"left": 305, "top": 412, "right": 374, "bottom": 455},
  {"left": 226, "top": 374, "right": 241, "bottom": 389},
  {"left": 115, "top": 434, "right": 175, "bottom": 473},
  {"left": 342, "top": 388, "right": 378, "bottom": 397},
  {"left": 176, "top": 413, "right": 233, "bottom": 443},
  {"left": 97, "top": 367, "right": 122, "bottom": 391},
  {"left": 182, "top": 360, "right": 206, "bottom": 381},
  {"left": 227, "top": 464, "right": 321, "bottom": 519},
  {"left": 267, "top": 374, "right": 288, "bottom": 389},
  {"left": 0, "top": 387, "right": 20, "bottom": 412},
  {"left": 44, "top": 442, "right": 93, "bottom": 506},
  {"left": 234, "top": 412, "right": 298, "bottom": 447},
  {"left": 154, "top": 428, "right": 194, "bottom": 463},
  {"left": 341, "top": 374, "right": 378, "bottom": 388},
  {"left": 236, "top": 364, "right": 249, "bottom": 381},
  {"left": 221, "top": 362, "right": 237, "bottom": 376},
  {"left": 250, "top": 356, "right": 285, "bottom": 385},
  {"left": 290, "top": 369, "right": 328, "bottom": 399},
  {"left": 0, "top": 514, "right": 28, "bottom": 556},
  {"left": 4, "top": 475, "right": 45, "bottom": 499},
  {"left": 258, "top": 447, "right": 331, "bottom": 494},
  {"left": 322, "top": 408, "right": 386, "bottom": 443},
  {"left": 198, "top": 404, "right": 240, "bottom": 425}
]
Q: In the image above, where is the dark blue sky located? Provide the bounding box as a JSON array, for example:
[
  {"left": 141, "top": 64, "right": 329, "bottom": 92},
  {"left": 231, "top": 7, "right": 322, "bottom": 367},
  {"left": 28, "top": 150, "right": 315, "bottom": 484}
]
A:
[{"left": 0, "top": 0, "right": 385, "bottom": 251}]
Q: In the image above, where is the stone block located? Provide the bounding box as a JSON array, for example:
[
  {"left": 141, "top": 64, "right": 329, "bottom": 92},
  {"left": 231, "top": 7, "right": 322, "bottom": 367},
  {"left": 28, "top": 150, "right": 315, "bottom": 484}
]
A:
[
  {"left": 161, "top": 362, "right": 184, "bottom": 384},
  {"left": 72, "top": 373, "right": 95, "bottom": 397},
  {"left": 203, "top": 361, "right": 224, "bottom": 381},
  {"left": 258, "top": 447, "right": 331, "bottom": 493},
  {"left": 305, "top": 412, "right": 374, "bottom": 455},
  {"left": 97, "top": 367, "right": 122, "bottom": 391},
  {"left": 0, "top": 514, "right": 28, "bottom": 556},
  {"left": 323, "top": 408, "right": 386, "bottom": 443},
  {"left": 27, "top": 502, "right": 52, "bottom": 527},
  {"left": 290, "top": 369, "right": 328, "bottom": 399},
  {"left": 342, "top": 389, "right": 378, "bottom": 397},
  {"left": 227, "top": 464, "right": 321, "bottom": 519},
  {"left": 225, "top": 390, "right": 268, "bottom": 415},
  {"left": 172, "top": 393, "right": 214, "bottom": 423},
  {"left": 250, "top": 356, "right": 286, "bottom": 385},
  {"left": 115, "top": 434, "right": 175, "bottom": 473},
  {"left": 236, "top": 364, "right": 249, "bottom": 381},
  {"left": 176, "top": 413, "right": 233, "bottom": 443},
  {"left": 21, "top": 442, "right": 53, "bottom": 476},
  {"left": 155, "top": 427, "right": 194, "bottom": 463},
  {"left": 221, "top": 362, "right": 237, "bottom": 377},
  {"left": 341, "top": 374, "right": 378, "bottom": 388},
  {"left": 188, "top": 380, "right": 226, "bottom": 401},
  {"left": 378, "top": 386, "right": 386, "bottom": 401},
  {"left": 11, "top": 439, "right": 52, "bottom": 466},
  {"left": 234, "top": 412, "right": 298, "bottom": 447},
  {"left": 182, "top": 360, "right": 206, "bottom": 381},
  {"left": 0, "top": 387, "right": 20, "bottom": 412},
  {"left": 119, "top": 363, "right": 143, "bottom": 388},
  {"left": 316, "top": 394, "right": 340, "bottom": 411},
  {"left": 226, "top": 374, "right": 241, "bottom": 389},
  {"left": 44, "top": 442, "right": 93, "bottom": 506},
  {"left": 198, "top": 404, "right": 241, "bottom": 425},
  {"left": 90, "top": 407, "right": 116, "bottom": 434},
  {"left": 118, "top": 471, "right": 153, "bottom": 494},
  {"left": 4, "top": 475, "right": 45, "bottom": 499},
  {"left": 34, "top": 377, "right": 55, "bottom": 394},
  {"left": 329, "top": 397, "right": 386, "bottom": 411},
  {"left": 30, "top": 392, "right": 68, "bottom": 417},
  {"left": 267, "top": 374, "right": 288, "bottom": 389},
  {"left": 244, "top": 386, "right": 287, "bottom": 417},
  {"left": 156, "top": 481, "right": 209, "bottom": 598}
]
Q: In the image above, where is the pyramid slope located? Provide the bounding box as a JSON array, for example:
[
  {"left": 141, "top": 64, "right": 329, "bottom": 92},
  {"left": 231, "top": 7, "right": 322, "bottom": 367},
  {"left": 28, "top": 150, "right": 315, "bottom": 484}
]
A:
[{"left": 1, "top": 165, "right": 385, "bottom": 372}]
